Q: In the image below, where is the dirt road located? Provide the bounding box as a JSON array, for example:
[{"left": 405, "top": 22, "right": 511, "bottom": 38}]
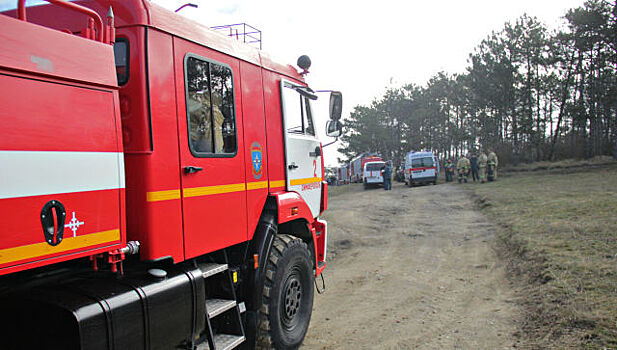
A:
[{"left": 303, "top": 182, "right": 521, "bottom": 349}]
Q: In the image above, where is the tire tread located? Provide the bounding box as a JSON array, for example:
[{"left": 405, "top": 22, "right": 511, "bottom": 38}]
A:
[{"left": 255, "top": 234, "right": 309, "bottom": 349}]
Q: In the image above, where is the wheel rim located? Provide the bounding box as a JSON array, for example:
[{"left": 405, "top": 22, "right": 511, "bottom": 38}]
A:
[{"left": 281, "top": 269, "right": 303, "bottom": 331}]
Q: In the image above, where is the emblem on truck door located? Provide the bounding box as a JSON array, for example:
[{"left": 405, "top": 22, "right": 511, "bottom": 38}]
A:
[
  {"left": 65, "top": 212, "right": 85, "bottom": 237},
  {"left": 251, "top": 142, "right": 263, "bottom": 179}
]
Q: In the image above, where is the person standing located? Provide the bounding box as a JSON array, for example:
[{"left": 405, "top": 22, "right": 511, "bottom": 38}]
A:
[
  {"left": 444, "top": 159, "right": 455, "bottom": 182},
  {"left": 457, "top": 154, "right": 470, "bottom": 183},
  {"left": 487, "top": 149, "right": 499, "bottom": 180},
  {"left": 470, "top": 152, "right": 479, "bottom": 182},
  {"left": 382, "top": 161, "right": 393, "bottom": 190},
  {"left": 478, "top": 150, "right": 488, "bottom": 183}
]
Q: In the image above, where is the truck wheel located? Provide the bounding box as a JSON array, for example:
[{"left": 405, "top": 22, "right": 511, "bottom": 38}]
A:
[{"left": 256, "top": 234, "right": 314, "bottom": 349}]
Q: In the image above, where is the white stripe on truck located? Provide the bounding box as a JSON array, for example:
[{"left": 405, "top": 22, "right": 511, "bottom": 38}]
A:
[{"left": 0, "top": 151, "right": 125, "bottom": 199}]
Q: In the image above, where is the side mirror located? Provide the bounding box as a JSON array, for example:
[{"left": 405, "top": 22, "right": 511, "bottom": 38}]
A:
[
  {"left": 329, "top": 91, "right": 342, "bottom": 120},
  {"left": 326, "top": 120, "right": 343, "bottom": 138}
]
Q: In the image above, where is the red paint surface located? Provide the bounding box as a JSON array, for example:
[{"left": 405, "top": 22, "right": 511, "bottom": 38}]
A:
[
  {"left": 1, "top": 0, "right": 329, "bottom": 277},
  {"left": 124, "top": 29, "right": 184, "bottom": 263},
  {"left": 240, "top": 61, "right": 269, "bottom": 240},
  {"left": 0, "top": 13, "right": 124, "bottom": 273},
  {"left": 174, "top": 37, "right": 248, "bottom": 259},
  {"left": 0, "top": 13, "right": 116, "bottom": 87}
]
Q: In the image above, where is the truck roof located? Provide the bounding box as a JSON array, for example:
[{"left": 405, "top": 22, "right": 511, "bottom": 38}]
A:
[
  {"left": 4, "top": 0, "right": 304, "bottom": 82},
  {"left": 407, "top": 151, "right": 434, "bottom": 158}
]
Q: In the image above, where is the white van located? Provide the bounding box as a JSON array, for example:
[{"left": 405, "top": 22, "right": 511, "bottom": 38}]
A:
[
  {"left": 404, "top": 151, "right": 439, "bottom": 186},
  {"left": 363, "top": 161, "right": 385, "bottom": 189}
]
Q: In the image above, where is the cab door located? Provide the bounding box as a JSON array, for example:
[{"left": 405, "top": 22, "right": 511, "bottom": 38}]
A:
[
  {"left": 175, "top": 44, "right": 247, "bottom": 258},
  {"left": 281, "top": 80, "right": 322, "bottom": 217}
]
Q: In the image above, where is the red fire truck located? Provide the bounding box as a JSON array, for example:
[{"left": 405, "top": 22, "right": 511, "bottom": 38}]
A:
[
  {"left": 348, "top": 153, "right": 382, "bottom": 183},
  {"left": 0, "top": 1, "right": 343, "bottom": 349}
]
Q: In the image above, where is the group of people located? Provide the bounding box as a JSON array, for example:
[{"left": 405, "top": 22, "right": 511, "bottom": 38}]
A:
[{"left": 444, "top": 150, "right": 499, "bottom": 184}]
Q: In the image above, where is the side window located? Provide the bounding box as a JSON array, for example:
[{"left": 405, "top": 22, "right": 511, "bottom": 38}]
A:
[
  {"left": 113, "top": 39, "right": 129, "bottom": 85},
  {"left": 282, "top": 82, "right": 316, "bottom": 136},
  {"left": 303, "top": 97, "right": 315, "bottom": 136},
  {"left": 185, "top": 56, "right": 237, "bottom": 156}
]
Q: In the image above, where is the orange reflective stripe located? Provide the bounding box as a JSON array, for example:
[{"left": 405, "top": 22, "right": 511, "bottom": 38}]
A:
[
  {"left": 268, "top": 180, "right": 285, "bottom": 188},
  {"left": 183, "top": 183, "right": 246, "bottom": 198},
  {"left": 146, "top": 189, "right": 181, "bottom": 202},
  {"left": 289, "top": 177, "right": 322, "bottom": 186},
  {"left": 246, "top": 181, "right": 268, "bottom": 190},
  {"left": 0, "top": 229, "right": 120, "bottom": 265}
]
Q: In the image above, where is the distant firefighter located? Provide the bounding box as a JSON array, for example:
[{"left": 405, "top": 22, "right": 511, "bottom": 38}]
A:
[
  {"left": 487, "top": 150, "right": 499, "bottom": 181},
  {"left": 470, "top": 152, "right": 479, "bottom": 182},
  {"left": 457, "top": 155, "right": 470, "bottom": 183},
  {"left": 444, "top": 159, "right": 455, "bottom": 182},
  {"left": 478, "top": 151, "right": 488, "bottom": 183}
]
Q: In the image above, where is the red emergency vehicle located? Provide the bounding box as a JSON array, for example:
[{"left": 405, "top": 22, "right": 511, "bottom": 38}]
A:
[
  {"left": 349, "top": 153, "right": 382, "bottom": 183},
  {"left": 0, "top": 1, "right": 342, "bottom": 349}
]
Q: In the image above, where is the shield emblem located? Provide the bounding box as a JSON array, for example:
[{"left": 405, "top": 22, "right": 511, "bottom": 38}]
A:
[{"left": 250, "top": 142, "right": 263, "bottom": 179}]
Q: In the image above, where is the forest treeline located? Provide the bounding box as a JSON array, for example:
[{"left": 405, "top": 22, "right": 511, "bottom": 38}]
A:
[{"left": 339, "top": 0, "right": 617, "bottom": 166}]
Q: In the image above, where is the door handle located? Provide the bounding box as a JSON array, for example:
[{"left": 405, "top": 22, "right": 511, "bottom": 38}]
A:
[
  {"left": 184, "top": 166, "right": 203, "bottom": 174},
  {"left": 309, "top": 146, "right": 322, "bottom": 157},
  {"left": 288, "top": 163, "right": 299, "bottom": 170}
]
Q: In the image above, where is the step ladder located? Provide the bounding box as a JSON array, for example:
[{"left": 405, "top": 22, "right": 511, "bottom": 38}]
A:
[{"left": 194, "top": 262, "right": 245, "bottom": 350}]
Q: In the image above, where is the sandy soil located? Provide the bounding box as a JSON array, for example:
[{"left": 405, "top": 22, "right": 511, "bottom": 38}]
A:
[{"left": 303, "top": 182, "right": 521, "bottom": 349}]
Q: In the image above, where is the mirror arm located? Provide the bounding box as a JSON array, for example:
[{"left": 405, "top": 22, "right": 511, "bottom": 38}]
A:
[{"left": 322, "top": 137, "right": 338, "bottom": 148}]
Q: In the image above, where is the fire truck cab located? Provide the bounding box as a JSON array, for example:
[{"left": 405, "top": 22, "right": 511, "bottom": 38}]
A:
[{"left": 0, "top": 1, "right": 342, "bottom": 349}]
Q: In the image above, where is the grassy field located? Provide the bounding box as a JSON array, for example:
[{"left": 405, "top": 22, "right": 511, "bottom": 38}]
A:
[{"left": 468, "top": 162, "right": 617, "bottom": 349}]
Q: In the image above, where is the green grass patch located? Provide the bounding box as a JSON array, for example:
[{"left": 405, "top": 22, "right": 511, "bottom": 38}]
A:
[{"left": 468, "top": 165, "right": 617, "bottom": 349}]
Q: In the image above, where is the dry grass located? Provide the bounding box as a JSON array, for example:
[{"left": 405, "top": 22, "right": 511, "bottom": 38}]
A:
[
  {"left": 468, "top": 164, "right": 617, "bottom": 349},
  {"left": 502, "top": 156, "right": 616, "bottom": 173},
  {"left": 327, "top": 182, "right": 361, "bottom": 198}
]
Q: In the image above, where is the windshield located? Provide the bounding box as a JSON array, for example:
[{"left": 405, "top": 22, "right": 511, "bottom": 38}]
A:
[
  {"left": 411, "top": 157, "right": 434, "bottom": 168},
  {"left": 365, "top": 163, "right": 385, "bottom": 171}
]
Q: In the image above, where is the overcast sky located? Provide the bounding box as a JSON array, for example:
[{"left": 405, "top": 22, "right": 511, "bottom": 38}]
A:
[
  {"left": 153, "top": 0, "right": 584, "bottom": 166},
  {"left": 1, "top": 0, "right": 586, "bottom": 166}
]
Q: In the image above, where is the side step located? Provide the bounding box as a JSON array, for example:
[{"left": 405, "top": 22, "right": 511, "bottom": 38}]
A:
[
  {"left": 195, "top": 261, "right": 245, "bottom": 350},
  {"left": 201, "top": 263, "right": 228, "bottom": 278},
  {"left": 206, "top": 299, "right": 236, "bottom": 318},
  {"left": 196, "top": 334, "right": 245, "bottom": 350}
]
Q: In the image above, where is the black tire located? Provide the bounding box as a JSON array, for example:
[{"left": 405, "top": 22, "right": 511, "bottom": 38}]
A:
[{"left": 256, "top": 234, "right": 314, "bottom": 349}]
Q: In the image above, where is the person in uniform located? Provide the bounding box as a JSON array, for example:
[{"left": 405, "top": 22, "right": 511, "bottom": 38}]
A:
[
  {"left": 457, "top": 154, "right": 470, "bottom": 183},
  {"left": 382, "top": 161, "right": 393, "bottom": 190},
  {"left": 444, "top": 159, "right": 455, "bottom": 182},
  {"left": 487, "top": 149, "right": 499, "bottom": 180},
  {"left": 478, "top": 150, "right": 488, "bottom": 183},
  {"left": 470, "top": 152, "right": 479, "bottom": 182}
]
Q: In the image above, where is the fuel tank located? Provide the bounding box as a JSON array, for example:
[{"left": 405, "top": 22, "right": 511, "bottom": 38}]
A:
[{"left": 0, "top": 264, "right": 205, "bottom": 349}]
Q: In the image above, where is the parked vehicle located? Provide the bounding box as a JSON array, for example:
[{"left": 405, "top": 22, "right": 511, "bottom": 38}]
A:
[
  {"left": 404, "top": 151, "right": 439, "bottom": 186},
  {"left": 363, "top": 161, "right": 386, "bottom": 189},
  {"left": 337, "top": 165, "right": 349, "bottom": 185},
  {"left": 0, "top": 1, "right": 342, "bottom": 348},
  {"left": 349, "top": 153, "right": 382, "bottom": 183}
]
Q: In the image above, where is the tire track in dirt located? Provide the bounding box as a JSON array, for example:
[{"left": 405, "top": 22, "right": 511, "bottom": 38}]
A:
[{"left": 303, "top": 182, "right": 521, "bottom": 349}]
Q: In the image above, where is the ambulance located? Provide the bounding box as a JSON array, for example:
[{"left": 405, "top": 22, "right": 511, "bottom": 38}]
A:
[
  {"left": 404, "top": 151, "right": 439, "bottom": 186},
  {"left": 363, "top": 160, "right": 386, "bottom": 189}
]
